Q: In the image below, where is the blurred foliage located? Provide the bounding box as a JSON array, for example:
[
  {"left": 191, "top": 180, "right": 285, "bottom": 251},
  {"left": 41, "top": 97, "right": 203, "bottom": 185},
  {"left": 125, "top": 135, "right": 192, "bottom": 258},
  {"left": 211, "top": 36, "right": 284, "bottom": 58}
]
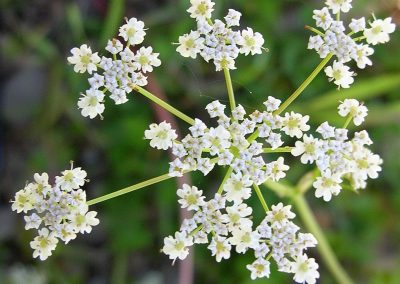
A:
[{"left": 1, "top": 0, "right": 399, "bottom": 283}]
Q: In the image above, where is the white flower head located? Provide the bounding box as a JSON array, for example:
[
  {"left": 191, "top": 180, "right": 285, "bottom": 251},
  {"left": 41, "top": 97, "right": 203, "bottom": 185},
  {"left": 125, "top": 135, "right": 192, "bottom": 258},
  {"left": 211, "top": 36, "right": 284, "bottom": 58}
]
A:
[
  {"left": 291, "top": 254, "right": 320, "bottom": 284},
  {"left": 145, "top": 121, "right": 178, "bottom": 150},
  {"left": 325, "top": 61, "right": 354, "bottom": 89},
  {"left": 364, "top": 18, "right": 396, "bottom": 45},
  {"left": 77, "top": 89, "right": 105, "bottom": 119},
  {"left": 67, "top": 44, "right": 101, "bottom": 74},
  {"left": 246, "top": 258, "right": 271, "bottom": 280},
  {"left": 56, "top": 167, "right": 87, "bottom": 192},
  {"left": 30, "top": 228, "right": 59, "bottom": 261},
  {"left": 338, "top": 99, "right": 368, "bottom": 126},
  {"left": 133, "top": 46, "right": 161, "bottom": 73},
  {"left": 177, "top": 184, "right": 206, "bottom": 211},
  {"left": 119, "top": 18, "right": 146, "bottom": 45},
  {"left": 176, "top": 31, "right": 205, "bottom": 59},
  {"left": 225, "top": 9, "right": 242, "bottom": 27},
  {"left": 239, "top": 28, "right": 265, "bottom": 56},
  {"left": 325, "top": 0, "right": 352, "bottom": 14},
  {"left": 208, "top": 235, "right": 231, "bottom": 262},
  {"left": 187, "top": 0, "right": 215, "bottom": 21},
  {"left": 163, "top": 232, "right": 193, "bottom": 262}
]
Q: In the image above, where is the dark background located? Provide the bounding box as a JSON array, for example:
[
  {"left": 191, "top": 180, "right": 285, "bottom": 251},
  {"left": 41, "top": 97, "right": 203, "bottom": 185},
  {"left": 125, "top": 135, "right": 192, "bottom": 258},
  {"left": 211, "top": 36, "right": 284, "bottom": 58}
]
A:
[{"left": 1, "top": 0, "right": 400, "bottom": 283}]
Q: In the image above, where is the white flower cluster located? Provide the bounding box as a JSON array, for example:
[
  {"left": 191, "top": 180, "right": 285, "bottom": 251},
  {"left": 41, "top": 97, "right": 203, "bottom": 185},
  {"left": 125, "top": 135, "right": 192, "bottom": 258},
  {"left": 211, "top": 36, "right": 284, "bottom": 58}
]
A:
[
  {"left": 308, "top": 0, "right": 396, "bottom": 88},
  {"left": 163, "top": 190, "right": 319, "bottom": 283},
  {"left": 145, "top": 97, "right": 312, "bottom": 186},
  {"left": 11, "top": 165, "right": 99, "bottom": 260},
  {"left": 145, "top": 98, "right": 319, "bottom": 281},
  {"left": 68, "top": 17, "right": 161, "bottom": 119},
  {"left": 292, "top": 99, "right": 382, "bottom": 201},
  {"left": 176, "top": 0, "right": 265, "bottom": 71}
]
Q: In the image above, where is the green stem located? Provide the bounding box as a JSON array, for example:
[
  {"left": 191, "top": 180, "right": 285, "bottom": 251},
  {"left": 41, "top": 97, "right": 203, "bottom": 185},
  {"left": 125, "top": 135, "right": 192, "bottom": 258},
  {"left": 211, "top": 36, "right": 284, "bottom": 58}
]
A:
[
  {"left": 217, "top": 167, "right": 234, "bottom": 194},
  {"left": 263, "top": 147, "right": 294, "bottom": 153},
  {"left": 274, "top": 53, "right": 334, "bottom": 115},
  {"left": 343, "top": 115, "right": 353, "bottom": 129},
  {"left": 133, "top": 85, "right": 195, "bottom": 125},
  {"left": 292, "top": 194, "right": 354, "bottom": 284},
  {"left": 253, "top": 184, "right": 269, "bottom": 212},
  {"left": 87, "top": 173, "right": 175, "bottom": 205},
  {"left": 223, "top": 68, "right": 236, "bottom": 112},
  {"left": 305, "top": 25, "right": 325, "bottom": 36}
]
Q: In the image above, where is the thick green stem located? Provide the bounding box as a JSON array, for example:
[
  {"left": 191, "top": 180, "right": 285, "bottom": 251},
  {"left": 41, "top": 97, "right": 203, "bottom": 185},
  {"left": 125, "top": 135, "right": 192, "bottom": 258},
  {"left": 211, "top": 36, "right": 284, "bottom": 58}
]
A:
[
  {"left": 223, "top": 68, "right": 236, "bottom": 112},
  {"left": 253, "top": 184, "right": 269, "bottom": 212},
  {"left": 263, "top": 147, "right": 294, "bottom": 153},
  {"left": 274, "top": 53, "right": 334, "bottom": 115},
  {"left": 217, "top": 167, "right": 234, "bottom": 194},
  {"left": 292, "top": 194, "right": 354, "bottom": 284},
  {"left": 87, "top": 173, "right": 175, "bottom": 205},
  {"left": 133, "top": 85, "right": 195, "bottom": 125}
]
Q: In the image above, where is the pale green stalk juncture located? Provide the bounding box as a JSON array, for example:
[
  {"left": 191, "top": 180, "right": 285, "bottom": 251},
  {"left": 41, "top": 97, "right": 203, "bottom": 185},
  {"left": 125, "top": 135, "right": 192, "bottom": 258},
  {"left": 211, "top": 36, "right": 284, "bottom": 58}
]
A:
[
  {"left": 274, "top": 53, "right": 334, "bottom": 115},
  {"left": 87, "top": 173, "right": 175, "bottom": 205},
  {"left": 223, "top": 68, "right": 236, "bottom": 112},
  {"left": 253, "top": 184, "right": 269, "bottom": 212},
  {"left": 133, "top": 85, "right": 195, "bottom": 125}
]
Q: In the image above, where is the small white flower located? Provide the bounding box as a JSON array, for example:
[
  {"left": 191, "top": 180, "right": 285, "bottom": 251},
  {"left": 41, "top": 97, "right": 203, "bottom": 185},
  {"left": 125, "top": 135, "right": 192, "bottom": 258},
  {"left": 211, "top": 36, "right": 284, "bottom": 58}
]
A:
[
  {"left": 224, "top": 173, "right": 252, "bottom": 204},
  {"left": 239, "top": 28, "right": 265, "bottom": 56},
  {"left": 325, "top": 0, "right": 352, "bottom": 14},
  {"left": 24, "top": 213, "right": 42, "bottom": 230},
  {"left": 30, "top": 228, "right": 59, "bottom": 261},
  {"left": 291, "top": 254, "right": 319, "bottom": 284},
  {"left": 71, "top": 211, "right": 100, "bottom": 234},
  {"left": 291, "top": 135, "right": 322, "bottom": 164},
  {"left": 145, "top": 121, "right": 178, "bottom": 150},
  {"left": 338, "top": 99, "right": 368, "bottom": 126},
  {"left": 105, "top": 39, "right": 123, "bottom": 54},
  {"left": 313, "top": 172, "right": 342, "bottom": 201},
  {"left": 266, "top": 157, "right": 289, "bottom": 182},
  {"left": 187, "top": 0, "right": 215, "bottom": 21},
  {"left": 56, "top": 167, "right": 87, "bottom": 192},
  {"left": 163, "top": 232, "right": 193, "bottom": 262},
  {"left": 177, "top": 184, "right": 206, "bottom": 211},
  {"left": 312, "top": 8, "right": 333, "bottom": 30},
  {"left": 263, "top": 96, "right": 281, "bottom": 112},
  {"left": 316, "top": 122, "right": 335, "bottom": 139},
  {"left": 67, "top": 44, "right": 101, "bottom": 74},
  {"left": 282, "top": 112, "right": 310, "bottom": 138},
  {"left": 208, "top": 235, "right": 231, "bottom": 262},
  {"left": 214, "top": 54, "right": 236, "bottom": 71},
  {"left": 133, "top": 46, "right": 161, "bottom": 73},
  {"left": 349, "top": 18, "right": 366, "bottom": 33},
  {"left": 109, "top": 89, "right": 128, "bottom": 105},
  {"left": 206, "top": 100, "right": 225, "bottom": 118},
  {"left": 364, "top": 18, "right": 396, "bottom": 45},
  {"left": 225, "top": 9, "right": 242, "bottom": 27},
  {"left": 77, "top": 89, "right": 105, "bottom": 119},
  {"left": 353, "top": 44, "right": 374, "bottom": 69},
  {"left": 324, "top": 61, "right": 354, "bottom": 89},
  {"left": 229, "top": 227, "right": 260, "bottom": 254},
  {"left": 308, "top": 35, "right": 324, "bottom": 51},
  {"left": 119, "top": 18, "right": 146, "bottom": 45},
  {"left": 246, "top": 258, "right": 271, "bottom": 280},
  {"left": 176, "top": 31, "right": 205, "bottom": 59}
]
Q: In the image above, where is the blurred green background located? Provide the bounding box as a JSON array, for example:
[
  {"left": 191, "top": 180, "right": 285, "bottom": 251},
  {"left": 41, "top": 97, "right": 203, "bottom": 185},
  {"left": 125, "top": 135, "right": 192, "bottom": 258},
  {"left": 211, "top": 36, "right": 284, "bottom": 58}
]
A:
[{"left": 1, "top": 0, "right": 399, "bottom": 283}]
